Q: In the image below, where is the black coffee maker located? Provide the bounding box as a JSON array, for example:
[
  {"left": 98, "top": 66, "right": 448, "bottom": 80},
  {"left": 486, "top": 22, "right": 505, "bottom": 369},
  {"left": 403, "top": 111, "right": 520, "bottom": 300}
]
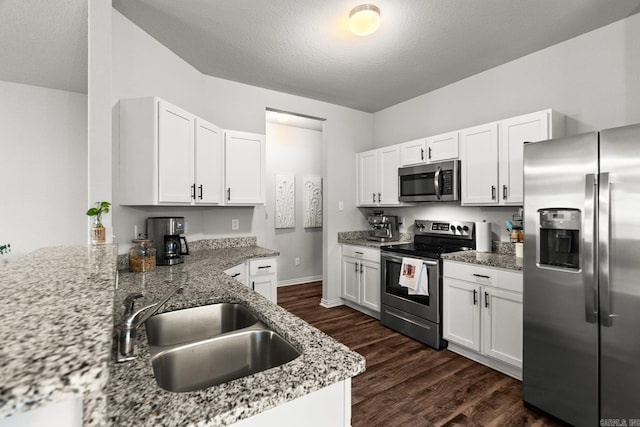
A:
[{"left": 146, "top": 217, "right": 189, "bottom": 266}]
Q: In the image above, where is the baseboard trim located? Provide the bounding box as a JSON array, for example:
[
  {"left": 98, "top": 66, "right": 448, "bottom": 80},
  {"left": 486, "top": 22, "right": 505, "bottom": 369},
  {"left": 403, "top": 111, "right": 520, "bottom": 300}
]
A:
[
  {"left": 320, "top": 297, "right": 344, "bottom": 308},
  {"left": 277, "top": 276, "right": 323, "bottom": 287}
]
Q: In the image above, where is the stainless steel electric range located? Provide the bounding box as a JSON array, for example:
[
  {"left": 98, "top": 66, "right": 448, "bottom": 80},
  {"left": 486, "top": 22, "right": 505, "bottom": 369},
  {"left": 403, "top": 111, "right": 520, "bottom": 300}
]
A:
[{"left": 380, "top": 219, "right": 476, "bottom": 349}]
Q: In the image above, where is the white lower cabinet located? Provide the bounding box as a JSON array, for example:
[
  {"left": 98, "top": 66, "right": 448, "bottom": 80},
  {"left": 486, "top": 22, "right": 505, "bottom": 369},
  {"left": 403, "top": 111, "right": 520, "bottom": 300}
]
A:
[
  {"left": 341, "top": 245, "right": 380, "bottom": 318},
  {"left": 249, "top": 258, "right": 277, "bottom": 303},
  {"left": 443, "top": 260, "right": 523, "bottom": 379},
  {"left": 224, "top": 258, "right": 277, "bottom": 303},
  {"left": 223, "top": 263, "right": 247, "bottom": 286}
]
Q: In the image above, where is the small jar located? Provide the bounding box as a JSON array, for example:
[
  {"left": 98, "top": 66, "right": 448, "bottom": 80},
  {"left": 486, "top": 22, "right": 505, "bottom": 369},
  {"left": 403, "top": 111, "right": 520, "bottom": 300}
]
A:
[{"left": 129, "top": 239, "right": 156, "bottom": 272}]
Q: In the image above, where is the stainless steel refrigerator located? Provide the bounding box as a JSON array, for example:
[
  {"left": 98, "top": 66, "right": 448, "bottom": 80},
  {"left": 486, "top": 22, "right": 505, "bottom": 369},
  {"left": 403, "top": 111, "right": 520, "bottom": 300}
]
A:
[{"left": 522, "top": 123, "right": 640, "bottom": 426}]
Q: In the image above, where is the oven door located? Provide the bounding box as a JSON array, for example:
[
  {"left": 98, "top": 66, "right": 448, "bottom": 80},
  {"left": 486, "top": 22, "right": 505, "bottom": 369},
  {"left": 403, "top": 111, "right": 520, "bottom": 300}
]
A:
[{"left": 380, "top": 251, "right": 440, "bottom": 323}]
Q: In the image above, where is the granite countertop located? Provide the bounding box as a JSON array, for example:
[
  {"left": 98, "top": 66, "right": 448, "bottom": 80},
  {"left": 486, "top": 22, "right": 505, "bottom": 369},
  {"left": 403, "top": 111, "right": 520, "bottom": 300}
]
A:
[
  {"left": 337, "top": 230, "right": 412, "bottom": 248},
  {"left": 0, "top": 239, "right": 366, "bottom": 427},
  {"left": 442, "top": 247, "right": 523, "bottom": 271},
  {"left": 0, "top": 244, "right": 119, "bottom": 426},
  {"left": 107, "top": 244, "right": 366, "bottom": 426}
]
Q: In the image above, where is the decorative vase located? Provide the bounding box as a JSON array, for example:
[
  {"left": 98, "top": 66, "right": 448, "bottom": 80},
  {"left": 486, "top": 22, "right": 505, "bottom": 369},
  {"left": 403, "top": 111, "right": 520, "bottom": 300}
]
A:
[{"left": 91, "top": 219, "right": 106, "bottom": 244}]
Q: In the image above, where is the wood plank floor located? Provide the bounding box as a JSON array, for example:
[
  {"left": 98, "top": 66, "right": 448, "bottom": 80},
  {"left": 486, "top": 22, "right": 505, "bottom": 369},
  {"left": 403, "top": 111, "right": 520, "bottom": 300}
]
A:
[{"left": 278, "top": 282, "right": 568, "bottom": 427}]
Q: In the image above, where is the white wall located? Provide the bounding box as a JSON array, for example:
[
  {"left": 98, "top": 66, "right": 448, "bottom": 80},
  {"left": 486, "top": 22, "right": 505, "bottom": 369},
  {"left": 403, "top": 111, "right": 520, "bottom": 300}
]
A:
[
  {"left": 265, "top": 122, "right": 323, "bottom": 284},
  {"left": 111, "top": 9, "right": 374, "bottom": 304},
  {"left": 374, "top": 13, "right": 640, "bottom": 145},
  {"left": 370, "top": 13, "right": 640, "bottom": 239},
  {"left": 0, "top": 80, "right": 87, "bottom": 261}
]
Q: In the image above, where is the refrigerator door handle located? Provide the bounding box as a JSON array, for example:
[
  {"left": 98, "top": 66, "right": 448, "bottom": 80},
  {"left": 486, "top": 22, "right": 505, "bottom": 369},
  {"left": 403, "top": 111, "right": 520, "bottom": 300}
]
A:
[
  {"left": 599, "top": 172, "right": 614, "bottom": 327},
  {"left": 583, "top": 173, "right": 598, "bottom": 324}
]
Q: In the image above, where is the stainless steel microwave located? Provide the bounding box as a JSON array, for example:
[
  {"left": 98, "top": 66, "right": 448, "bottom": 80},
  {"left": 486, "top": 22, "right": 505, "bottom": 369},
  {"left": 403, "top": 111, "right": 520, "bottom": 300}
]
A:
[{"left": 398, "top": 160, "right": 460, "bottom": 202}]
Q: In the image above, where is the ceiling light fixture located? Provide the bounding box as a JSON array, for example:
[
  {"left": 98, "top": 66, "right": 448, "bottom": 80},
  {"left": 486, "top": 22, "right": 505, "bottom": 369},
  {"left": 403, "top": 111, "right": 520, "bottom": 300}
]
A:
[{"left": 349, "top": 4, "right": 381, "bottom": 36}]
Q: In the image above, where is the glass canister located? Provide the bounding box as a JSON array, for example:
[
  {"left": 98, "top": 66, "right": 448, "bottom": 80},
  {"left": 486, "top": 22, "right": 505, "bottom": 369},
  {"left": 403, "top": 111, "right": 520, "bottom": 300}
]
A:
[{"left": 129, "top": 239, "right": 156, "bottom": 272}]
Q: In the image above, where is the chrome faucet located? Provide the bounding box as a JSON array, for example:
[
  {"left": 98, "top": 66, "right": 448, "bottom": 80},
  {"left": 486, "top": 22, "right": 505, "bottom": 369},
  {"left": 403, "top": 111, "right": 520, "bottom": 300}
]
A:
[{"left": 116, "top": 285, "right": 183, "bottom": 362}]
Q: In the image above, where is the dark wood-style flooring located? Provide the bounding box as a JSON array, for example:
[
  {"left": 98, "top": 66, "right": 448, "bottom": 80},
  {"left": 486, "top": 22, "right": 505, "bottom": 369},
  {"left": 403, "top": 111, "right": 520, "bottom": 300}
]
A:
[{"left": 278, "top": 282, "right": 567, "bottom": 427}]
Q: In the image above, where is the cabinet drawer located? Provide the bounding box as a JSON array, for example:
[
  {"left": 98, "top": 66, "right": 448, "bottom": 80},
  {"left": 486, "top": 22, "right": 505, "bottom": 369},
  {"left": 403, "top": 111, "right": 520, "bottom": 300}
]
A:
[
  {"left": 249, "top": 257, "right": 277, "bottom": 275},
  {"left": 342, "top": 245, "right": 379, "bottom": 262},
  {"left": 443, "top": 260, "right": 522, "bottom": 293}
]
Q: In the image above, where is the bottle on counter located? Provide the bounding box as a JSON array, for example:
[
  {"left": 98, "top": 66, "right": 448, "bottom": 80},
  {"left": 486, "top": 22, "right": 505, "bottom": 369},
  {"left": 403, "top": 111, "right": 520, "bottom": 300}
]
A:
[{"left": 129, "top": 238, "right": 156, "bottom": 272}]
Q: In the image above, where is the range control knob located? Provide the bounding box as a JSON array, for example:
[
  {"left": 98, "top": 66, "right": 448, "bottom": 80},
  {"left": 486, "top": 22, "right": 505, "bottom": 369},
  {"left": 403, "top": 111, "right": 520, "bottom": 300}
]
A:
[
  {"left": 450, "top": 225, "right": 456, "bottom": 232},
  {"left": 456, "top": 225, "right": 463, "bottom": 232},
  {"left": 462, "top": 225, "right": 469, "bottom": 232}
]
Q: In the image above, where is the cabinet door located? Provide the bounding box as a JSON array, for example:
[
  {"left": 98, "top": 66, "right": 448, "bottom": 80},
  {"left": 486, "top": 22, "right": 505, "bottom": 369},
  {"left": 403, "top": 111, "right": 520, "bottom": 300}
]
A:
[
  {"left": 460, "top": 123, "right": 499, "bottom": 205},
  {"left": 225, "top": 131, "right": 265, "bottom": 204},
  {"left": 400, "top": 138, "right": 427, "bottom": 166},
  {"left": 251, "top": 275, "right": 276, "bottom": 303},
  {"left": 426, "top": 131, "right": 459, "bottom": 162},
  {"left": 499, "top": 111, "right": 549, "bottom": 205},
  {"left": 357, "top": 150, "right": 379, "bottom": 206},
  {"left": 360, "top": 259, "right": 380, "bottom": 312},
  {"left": 194, "top": 119, "right": 223, "bottom": 204},
  {"left": 157, "top": 100, "right": 194, "bottom": 203},
  {"left": 224, "top": 263, "right": 247, "bottom": 286},
  {"left": 378, "top": 145, "right": 400, "bottom": 206},
  {"left": 443, "top": 277, "right": 481, "bottom": 351},
  {"left": 341, "top": 256, "right": 360, "bottom": 303},
  {"left": 482, "top": 287, "right": 523, "bottom": 367}
]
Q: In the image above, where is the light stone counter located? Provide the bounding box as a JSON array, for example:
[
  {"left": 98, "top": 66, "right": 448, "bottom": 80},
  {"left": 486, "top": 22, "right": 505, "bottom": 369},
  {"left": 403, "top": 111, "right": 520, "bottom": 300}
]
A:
[
  {"left": 107, "top": 243, "right": 365, "bottom": 426},
  {"left": 0, "top": 239, "right": 365, "bottom": 427},
  {"left": 442, "top": 246, "right": 523, "bottom": 271},
  {"left": 337, "top": 230, "right": 412, "bottom": 249},
  {"left": 0, "top": 244, "right": 118, "bottom": 426}
]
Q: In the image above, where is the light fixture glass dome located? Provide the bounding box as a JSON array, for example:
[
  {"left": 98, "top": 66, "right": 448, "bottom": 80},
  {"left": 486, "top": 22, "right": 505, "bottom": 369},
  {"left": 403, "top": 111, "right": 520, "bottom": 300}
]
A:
[{"left": 349, "top": 4, "right": 381, "bottom": 36}]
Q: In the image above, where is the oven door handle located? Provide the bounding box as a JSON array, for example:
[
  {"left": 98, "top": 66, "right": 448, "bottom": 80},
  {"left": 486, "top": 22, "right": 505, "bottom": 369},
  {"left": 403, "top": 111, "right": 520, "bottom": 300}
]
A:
[{"left": 381, "top": 252, "right": 438, "bottom": 266}]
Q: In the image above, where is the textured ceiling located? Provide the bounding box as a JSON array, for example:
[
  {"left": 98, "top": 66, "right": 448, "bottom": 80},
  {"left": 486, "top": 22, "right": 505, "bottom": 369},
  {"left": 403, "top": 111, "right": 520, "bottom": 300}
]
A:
[
  {"left": 0, "top": 0, "right": 87, "bottom": 93},
  {"left": 2, "top": 1, "right": 640, "bottom": 109},
  {"left": 112, "top": 0, "right": 640, "bottom": 112}
]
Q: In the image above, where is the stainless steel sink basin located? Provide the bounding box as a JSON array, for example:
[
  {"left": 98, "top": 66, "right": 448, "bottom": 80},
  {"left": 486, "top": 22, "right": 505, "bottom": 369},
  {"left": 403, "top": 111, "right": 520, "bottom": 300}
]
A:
[
  {"left": 149, "top": 329, "right": 301, "bottom": 392},
  {"left": 145, "top": 303, "right": 258, "bottom": 347}
]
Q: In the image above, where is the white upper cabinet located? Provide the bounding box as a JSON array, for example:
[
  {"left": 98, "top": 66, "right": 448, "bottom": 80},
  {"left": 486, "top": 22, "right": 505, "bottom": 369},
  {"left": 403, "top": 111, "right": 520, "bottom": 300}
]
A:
[
  {"left": 194, "top": 118, "right": 223, "bottom": 204},
  {"left": 426, "top": 130, "right": 459, "bottom": 162},
  {"left": 460, "top": 122, "right": 500, "bottom": 205},
  {"left": 378, "top": 145, "right": 401, "bottom": 205},
  {"left": 400, "top": 132, "right": 459, "bottom": 167},
  {"left": 461, "top": 109, "right": 560, "bottom": 206},
  {"left": 400, "top": 138, "right": 427, "bottom": 166},
  {"left": 119, "top": 96, "right": 261, "bottom": 206},
  {"left": 357, "top": 145, "right": 400, "bottom": 206},
  {"left": 224, "top": 130, "right": 266, "bottom": 205},
  {"left": 357, "top": 149, "right": 379, "bottom": 206},
  {"left": 498, "top": 110, "right": 551, "bottom": 205},
  {"left": 157, "top": 100, "right": 195, "bottom": 203}
]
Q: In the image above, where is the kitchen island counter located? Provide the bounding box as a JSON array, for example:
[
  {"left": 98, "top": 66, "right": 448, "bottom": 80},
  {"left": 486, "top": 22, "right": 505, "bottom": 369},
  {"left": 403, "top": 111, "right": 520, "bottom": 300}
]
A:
[
  {"left": 108, "top": 242, "right": 365, "bottom": 426},
  {"left": 0, "top": 244, "right": 118, "bottom": 426}
]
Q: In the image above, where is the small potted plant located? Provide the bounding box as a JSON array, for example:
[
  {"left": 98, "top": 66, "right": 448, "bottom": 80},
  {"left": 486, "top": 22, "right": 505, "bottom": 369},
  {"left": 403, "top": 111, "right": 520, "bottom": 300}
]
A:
[
  {"left": 0, "top": 243, "right": 10, "bottom": 255},
  {"left": 86, "top": 201, "right": 111, "bottom": 244}
]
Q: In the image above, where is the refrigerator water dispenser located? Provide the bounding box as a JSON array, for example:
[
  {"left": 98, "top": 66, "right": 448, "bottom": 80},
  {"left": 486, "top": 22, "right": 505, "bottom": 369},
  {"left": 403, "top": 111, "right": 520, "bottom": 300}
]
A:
[{"left": 538, "top": 209, "right": 581, "bottom": 269}]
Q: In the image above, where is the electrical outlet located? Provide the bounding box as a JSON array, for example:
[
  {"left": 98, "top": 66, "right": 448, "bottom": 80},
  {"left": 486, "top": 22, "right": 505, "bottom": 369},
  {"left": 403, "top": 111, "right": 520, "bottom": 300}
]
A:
[
  {"left": 295, "top": 257, "right": 300, "bottom": 266},
  {"left": 232, "top": 219, "right": 239, "bottom": 230},
  {"left": 338, "top": 201, "right": 344, "bottom": 211}
]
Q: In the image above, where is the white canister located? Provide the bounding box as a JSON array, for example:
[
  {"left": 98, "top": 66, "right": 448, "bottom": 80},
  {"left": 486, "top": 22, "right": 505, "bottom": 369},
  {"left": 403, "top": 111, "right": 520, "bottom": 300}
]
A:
[{"left": 515, "top": 242, "right": 524, "bottom": 258}]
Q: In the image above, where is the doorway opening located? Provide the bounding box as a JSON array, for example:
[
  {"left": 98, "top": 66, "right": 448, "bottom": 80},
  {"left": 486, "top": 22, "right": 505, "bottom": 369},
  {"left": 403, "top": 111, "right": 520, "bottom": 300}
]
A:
[{"left": 265, "top": 108, "right": 325, "bottom": 287}]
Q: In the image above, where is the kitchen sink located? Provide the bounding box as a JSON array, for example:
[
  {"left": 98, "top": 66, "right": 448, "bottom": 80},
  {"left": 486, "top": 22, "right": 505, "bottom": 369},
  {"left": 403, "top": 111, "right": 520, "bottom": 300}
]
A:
[
  {"left": 149, "top": 329, "right": 301, "bottom": 392},
  {"left": 144, "top": 303, "right": 301, "bottom": 392},
  {"left": 145, "top": 303, "right": 258, "bottom": 347}
]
